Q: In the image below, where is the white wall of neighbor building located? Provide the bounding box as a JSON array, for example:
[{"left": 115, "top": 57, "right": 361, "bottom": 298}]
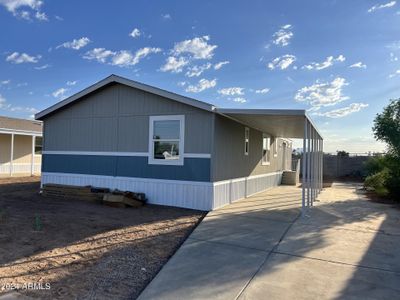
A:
[{"left": 0, "top": 133, "right": 41, "bottom": 175}]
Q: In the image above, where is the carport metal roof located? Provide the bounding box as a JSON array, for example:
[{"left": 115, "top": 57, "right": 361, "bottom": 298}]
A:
[{"left": 216, "top": 108, "right": 323, "bottom": 139}]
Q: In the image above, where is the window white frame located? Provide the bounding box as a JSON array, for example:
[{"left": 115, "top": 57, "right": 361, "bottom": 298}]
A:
[
  {"left": 273, "top": 137, "right": 278, "bottom": 157},
  {"left": 262, "top": 133, "right": 271, "bottom": 165},
  {"left": 244, "top": 127, "right": 250, "bottom": 156},
  {"left": 148, "top": 115, "right": 185, "bottom": 166}
]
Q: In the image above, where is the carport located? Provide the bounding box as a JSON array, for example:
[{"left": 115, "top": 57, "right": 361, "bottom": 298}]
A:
[{"left": 216, "top": 108, "right": 324, "bottom": 214}]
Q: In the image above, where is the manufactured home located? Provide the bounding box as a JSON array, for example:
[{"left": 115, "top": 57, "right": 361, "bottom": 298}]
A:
[
  {"left": 0, "top": 116, "right": 42, "bottom": 176},
  {"left": 36, "top": 75, "right": 323, "bottom": 211}
]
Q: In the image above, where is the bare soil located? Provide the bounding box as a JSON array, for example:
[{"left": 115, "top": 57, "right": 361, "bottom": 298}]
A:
[{"left": 0, "top": 177, "right": 205, "bottom": 299}]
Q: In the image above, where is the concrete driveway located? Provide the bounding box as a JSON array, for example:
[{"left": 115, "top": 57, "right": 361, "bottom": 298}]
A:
[{"left": 138, "top": 183, "right": 400, "bottom": 300}]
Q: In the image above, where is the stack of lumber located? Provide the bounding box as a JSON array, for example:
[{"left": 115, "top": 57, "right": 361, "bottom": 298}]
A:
[
  {"left": 103, "top": 191, "right": 147, "bottom": 208},
  {"left": 41, "top": 184, "right": 105, "bottom": 202},
  {"left": 41, "top": 184, "right": 148, "bottom": 208}
]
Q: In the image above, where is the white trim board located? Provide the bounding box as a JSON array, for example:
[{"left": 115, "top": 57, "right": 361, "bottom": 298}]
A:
[
  {"left": 0, "top": 129, "right": 42, "bottom": 137},
  {"left": 42, "top": 151, "right": 211, "bottom": 158}
]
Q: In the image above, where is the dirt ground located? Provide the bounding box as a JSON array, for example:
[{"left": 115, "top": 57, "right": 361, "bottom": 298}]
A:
[{"left": 0, "top": 177, "right": 205, "bottom": 299}]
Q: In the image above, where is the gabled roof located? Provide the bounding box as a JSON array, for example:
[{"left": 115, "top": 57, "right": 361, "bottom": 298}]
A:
[
  {"left": 0, "top": 115, "right": 42, "bottom": 134},
  {"left": 35, "top": 74, "right": 322, "bottom": 139},
  {"left": 35, "top": 74, "right": 216, "bottom": 120}
]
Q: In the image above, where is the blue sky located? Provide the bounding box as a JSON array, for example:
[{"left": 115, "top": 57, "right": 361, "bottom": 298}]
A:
[{"left": 1, "top": 0, "right": 399, "bottom": 153}]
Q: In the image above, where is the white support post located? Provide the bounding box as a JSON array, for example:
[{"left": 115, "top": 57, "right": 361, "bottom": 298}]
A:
[
  {"left": 302, "top": 118, "right": 308, "bottom": 215},
  {"left": 31, "top": 135, "right": 35, "bottom": 176},
  {"left": 307, "top": 122, "right": 311, "bottom": 207},
  {"left": 316, "top": 135, "right": 321, "bottom": 196},
  {"left": 9, "top": 133, "right": 14, "bottom": 176},
  {"left": 311, "top": 128, "right": 315, "bottom": 206},
  {"left": 321, "top": 138, "right": 324, "bottom": 191},
  {"left": 319, "top": 137, "right": 322, "bottom": 193},
  {"left": 314, "top": 131, "right": 317, "bottom": 200}
]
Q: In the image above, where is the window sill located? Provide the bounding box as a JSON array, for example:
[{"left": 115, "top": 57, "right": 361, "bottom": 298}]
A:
[
  {"left": 148, "top": 158, "right": 184, "bottom": 166},
  {"left": 262, "top": 162, "right": 271, "bottom": 166}
]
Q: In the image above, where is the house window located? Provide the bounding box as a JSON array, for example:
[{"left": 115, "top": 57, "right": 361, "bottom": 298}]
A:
[
  {"left": 244, "top": 127, "right": 250, "bottom": 155},
  {"left": 35, "top": 137, "right": 43, "bottom": 155},
  {"left": 262, "top": 134, "right": 271, "bottom": 165},
  {"left": 148, "top": 115, "right": 185, "bottom": 165},
  {"left": 273, "top": 137, "right": 278, "bottom": 157}
]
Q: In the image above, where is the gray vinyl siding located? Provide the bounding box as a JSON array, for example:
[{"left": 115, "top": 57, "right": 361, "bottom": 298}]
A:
[
  {"left": 211, "top": 114, "right": 291, "bottom": 182},
  {"left": 43, "top": 83, "right": 213, "bottom": 154}
]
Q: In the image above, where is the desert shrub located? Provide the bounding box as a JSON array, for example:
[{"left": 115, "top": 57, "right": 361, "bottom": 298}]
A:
[
  {"left": 364, "top": 170, "right": 389, "bottom": 197},
  {"left": 364, "top": 156, "right": 387, "bottom": 176}
]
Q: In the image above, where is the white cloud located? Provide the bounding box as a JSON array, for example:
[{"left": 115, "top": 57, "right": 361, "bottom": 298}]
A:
[
  {"left": 368, "top": 1, "right": 396, "bottom": 13},
  {"left": 66, "top": 80, "right": 77, "bottom": 86},
  {"left": 389, "top": 69, "right": 400, "bottom": 78},
  {"left": 268, "top": 54, "right": 296, "bottom": 70},
  {"left": 6, "top": 52, "right": 41, "bottom": 63},
  {"left": 35, "top": 10, "right": 46, "bottom": 20},
  {"left": 84, "top": 47, "right": 161, "bottom": 67},
  {"left": 0, "top": 93, "right": 38, "bottom": 115},
  {"left": 185, "top": 63, "right": 212, "bottom": 77},
  {"left": 272, "top": 24, "right": 293, "bottom": 47},
  {"left": 0, "top": 80, "right": 10, "bottom": 85},
  {"left": 185, "top": 78, "right": 217, "bottom": 93},
  {"left": 34, "top": 63, "right": 50, "bottom": 70},
  {"left": 57, "top": 37, "right": 91, "bottom": 50},
  {"left": 214, "top": 61, "right": 229, "bottom": 70},
  {"left": 160, "top": 56, "right": 189, "bottom": 73},
  {"left": 255, "top": 88, "right": 270, "bottom": 94},
  {"left": 386, "top": 41, "right": 400, "bottom": 50},
  {"left": 129, "top": 28, "right": 141, "bottom": 38},
  {"left": 390, "top": 52, "right": 398, "bottom": 61},
  {"left": 52, "top": 87, "right": 68, "bottom": 99},
  {"left": 314, "top": 103, "right": 369, "bottom": 118},
  {"left": 177, "top": 81, "right": 187, "bottom": 87},
  {"left": 162, "top": 13, "right": 171, "bottom": 20},
  {"left": 0, "top": 0, "right": 47, "bottom": 21},
  {"left": 173, "top": 36, "right": 217, "bottom": 60},
  {"left": 233, "top": 97, "right": 247, "bottom": 103},
  {"left": 0, "top": 94, "right": 6, "bottom": 107},
  {"left": 302, "top": 55, "right": 346, "bottom": 70},
  {"left": 349, "top": 62, "right": 367, "bottom": 69},
  {"left": 83, "top": 48, "right": 114, "bottom": 63},
  {"left": 218, "top": 87, "right": 244, "bottom": 96},
  {"left": 295, "top": 77, "right": 349, "bottom": 109},
  {"left": 8, "top": 105, "right": 39, "bottom": 113}
]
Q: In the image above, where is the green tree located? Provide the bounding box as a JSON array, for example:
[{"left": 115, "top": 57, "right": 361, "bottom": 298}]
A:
[
  {"left": 366, "top": 99, "right": 400, "bottom": 199},
  {"left": 372, "top": 99, "right": 400, "bottom": 156},
  {"left": 337, "top": 150, "right": 350, "bottom": 157}
]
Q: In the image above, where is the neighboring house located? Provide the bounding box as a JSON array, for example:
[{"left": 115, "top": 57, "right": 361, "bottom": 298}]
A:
[
  {"left": 0, "top": 116, "right": 42, "bottom": 176},
  {"left": 36, "top": 75, "right": 323, "bottom": 211}
]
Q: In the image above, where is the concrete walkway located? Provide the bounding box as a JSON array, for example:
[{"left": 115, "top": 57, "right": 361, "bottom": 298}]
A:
[{"left": 138, "top": 183, "right": 400, "bottom": 300}]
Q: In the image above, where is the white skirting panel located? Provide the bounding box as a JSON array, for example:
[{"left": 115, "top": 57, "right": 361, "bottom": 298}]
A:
[
  {"left": 0, "top": 163, "right": 41, "bottom": 174},
  {"left": 41, "top": 173, "right": 213, "bottom": 211},
  {"left": 41, "top": 171, "right": 283, "bottom": 211},
  {"left": 212, "top": 172, "right": 283, "bottom": 209}
]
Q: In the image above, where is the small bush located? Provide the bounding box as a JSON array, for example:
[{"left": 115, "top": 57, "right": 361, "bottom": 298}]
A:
[
  {"left": 364, "top": 170, "right": 390, "bottom": 197},
  {"left": 364, "top": 156, "right": 387, "bottom": 176}
]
